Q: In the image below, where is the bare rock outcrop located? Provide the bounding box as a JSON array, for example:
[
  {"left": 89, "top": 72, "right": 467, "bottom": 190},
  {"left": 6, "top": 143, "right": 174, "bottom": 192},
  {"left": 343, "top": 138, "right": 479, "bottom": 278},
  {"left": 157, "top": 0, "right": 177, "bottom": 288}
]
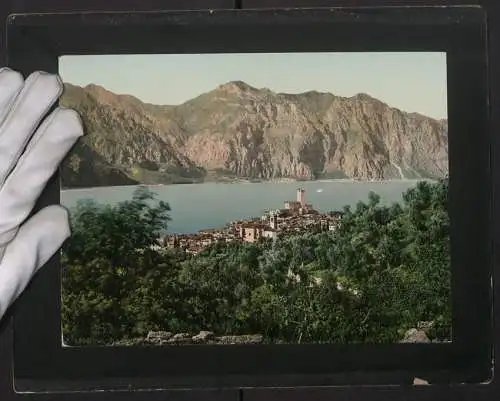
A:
[
  {"left": 112, "top": 331, "right": 264, "bottom": 346},
  {"left": 60, "top": 81, "right": 448, "bottom": 188},
  {"left": 400, "top": 328, "right": 431, "bottom": 343}
]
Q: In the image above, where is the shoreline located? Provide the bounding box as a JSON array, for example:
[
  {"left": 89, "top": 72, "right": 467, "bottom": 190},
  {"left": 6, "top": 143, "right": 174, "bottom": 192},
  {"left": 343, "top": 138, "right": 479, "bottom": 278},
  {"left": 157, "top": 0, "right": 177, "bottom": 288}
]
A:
[{"left": 61, "top": 178, "right": 430, "bottom": 193}]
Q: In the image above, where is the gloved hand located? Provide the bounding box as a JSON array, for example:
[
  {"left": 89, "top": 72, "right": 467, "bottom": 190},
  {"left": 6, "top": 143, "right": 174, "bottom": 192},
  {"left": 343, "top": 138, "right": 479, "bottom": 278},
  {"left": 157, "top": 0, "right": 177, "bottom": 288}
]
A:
[{"left": 0, "top": 67, "right": 83, "bottom": 320}]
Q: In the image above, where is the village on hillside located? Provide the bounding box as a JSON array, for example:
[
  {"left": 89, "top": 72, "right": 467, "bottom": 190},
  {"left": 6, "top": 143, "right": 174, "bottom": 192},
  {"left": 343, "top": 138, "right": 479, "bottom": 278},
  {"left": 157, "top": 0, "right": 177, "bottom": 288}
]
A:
[{"left": 156, "top": 188, "right": 343, "bottom": 255}]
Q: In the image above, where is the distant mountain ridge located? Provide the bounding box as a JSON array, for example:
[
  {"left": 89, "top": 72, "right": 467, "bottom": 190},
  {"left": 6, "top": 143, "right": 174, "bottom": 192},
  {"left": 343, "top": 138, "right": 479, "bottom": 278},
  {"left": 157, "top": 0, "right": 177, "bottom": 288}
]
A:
[{"left": 60, "top": 81, "right": 448, "bottom": 189}]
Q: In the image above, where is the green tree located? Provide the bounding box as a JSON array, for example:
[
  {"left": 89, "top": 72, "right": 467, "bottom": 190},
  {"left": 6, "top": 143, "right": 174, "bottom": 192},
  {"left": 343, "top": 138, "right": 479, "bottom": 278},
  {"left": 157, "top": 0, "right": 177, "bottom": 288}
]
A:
[
  {"left": 62, "top": 179, "right": 451, "bottom": 346},
  {"left": 61, "top": 186, "right": 174, "bottom": 344}
]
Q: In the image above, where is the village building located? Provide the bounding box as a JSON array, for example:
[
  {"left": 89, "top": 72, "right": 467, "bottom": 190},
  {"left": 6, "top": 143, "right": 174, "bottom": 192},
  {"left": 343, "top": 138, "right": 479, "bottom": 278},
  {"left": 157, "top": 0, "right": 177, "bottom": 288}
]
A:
[
  {"left": 261, "top": 228, "right": 278, "bottom": 240},
  {"left": 161, "top": 188, "right": 344, "bottom": 252},
  {"left": 239, "top": 223, "right": 265, "bottom": 243}
]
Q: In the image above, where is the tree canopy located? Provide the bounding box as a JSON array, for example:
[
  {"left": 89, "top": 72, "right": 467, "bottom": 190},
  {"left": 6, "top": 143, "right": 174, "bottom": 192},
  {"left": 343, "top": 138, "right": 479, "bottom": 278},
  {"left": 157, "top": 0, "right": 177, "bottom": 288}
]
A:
[{"left": 61, "top": 179, "right": 451, "bottom": 345}]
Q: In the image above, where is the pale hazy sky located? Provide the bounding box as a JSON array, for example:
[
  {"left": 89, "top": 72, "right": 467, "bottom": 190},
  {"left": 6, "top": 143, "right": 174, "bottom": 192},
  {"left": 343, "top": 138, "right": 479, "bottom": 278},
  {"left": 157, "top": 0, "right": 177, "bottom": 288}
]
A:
[{"left": 59, "top": 52, "right": 447, "bottom": 119}]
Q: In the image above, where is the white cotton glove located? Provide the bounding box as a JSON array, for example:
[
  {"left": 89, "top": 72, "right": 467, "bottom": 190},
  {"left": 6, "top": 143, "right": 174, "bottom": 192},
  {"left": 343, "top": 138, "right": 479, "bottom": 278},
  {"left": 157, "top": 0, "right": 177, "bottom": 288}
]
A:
[{"left": 0, "top": 68, "right": 83, "bottom": 320}]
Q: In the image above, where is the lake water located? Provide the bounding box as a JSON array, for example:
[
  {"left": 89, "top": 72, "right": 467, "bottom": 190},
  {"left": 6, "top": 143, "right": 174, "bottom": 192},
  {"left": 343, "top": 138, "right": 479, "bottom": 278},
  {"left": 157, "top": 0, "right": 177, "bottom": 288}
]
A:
[{"left": 60, "top": 180, "right": 423, "bottom": 234}]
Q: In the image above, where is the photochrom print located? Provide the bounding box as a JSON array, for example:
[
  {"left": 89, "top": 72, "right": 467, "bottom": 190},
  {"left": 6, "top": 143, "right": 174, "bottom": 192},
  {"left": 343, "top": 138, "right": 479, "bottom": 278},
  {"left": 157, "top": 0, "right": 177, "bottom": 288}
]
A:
[{"left": 58, "top": 52, "right": 451, "bottom": 347}]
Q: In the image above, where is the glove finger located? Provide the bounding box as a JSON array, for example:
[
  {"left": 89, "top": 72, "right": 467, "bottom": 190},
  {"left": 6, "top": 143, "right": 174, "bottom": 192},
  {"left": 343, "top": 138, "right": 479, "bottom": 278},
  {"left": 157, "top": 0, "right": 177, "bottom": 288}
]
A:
[
  {"left": 0, "top": 68, "right": 24, "bottom": 125},
  {"left": 0, "top": 107, "right": 83, "bottom": 247},
  {"left": 0, "top": 71, "right": 63, "bottom": 186},
  {"left": 0, "top": 205, "right": 70, "bottom": 319}
]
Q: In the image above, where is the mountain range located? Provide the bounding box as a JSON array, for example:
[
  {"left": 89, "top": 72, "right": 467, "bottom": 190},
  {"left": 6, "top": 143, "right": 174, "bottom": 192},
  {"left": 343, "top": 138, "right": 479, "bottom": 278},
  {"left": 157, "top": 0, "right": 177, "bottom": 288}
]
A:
[{"left": 59, "top": 81, "right": 448, "bottom": 189}]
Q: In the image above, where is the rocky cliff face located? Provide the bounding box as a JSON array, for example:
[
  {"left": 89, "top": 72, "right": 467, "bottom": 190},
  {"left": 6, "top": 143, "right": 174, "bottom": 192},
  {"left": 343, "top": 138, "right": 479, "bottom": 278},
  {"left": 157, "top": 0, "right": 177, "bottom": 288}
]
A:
[{"left": 60, "top": 81, "right": 448, "bottom": 188}]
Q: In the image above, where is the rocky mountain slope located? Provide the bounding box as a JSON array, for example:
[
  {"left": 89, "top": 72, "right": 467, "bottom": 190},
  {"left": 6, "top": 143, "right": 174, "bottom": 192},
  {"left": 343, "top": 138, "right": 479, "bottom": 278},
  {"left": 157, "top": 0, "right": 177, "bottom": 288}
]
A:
[{"left": 60, "top": 81, "right": 448, "bottom": 188}]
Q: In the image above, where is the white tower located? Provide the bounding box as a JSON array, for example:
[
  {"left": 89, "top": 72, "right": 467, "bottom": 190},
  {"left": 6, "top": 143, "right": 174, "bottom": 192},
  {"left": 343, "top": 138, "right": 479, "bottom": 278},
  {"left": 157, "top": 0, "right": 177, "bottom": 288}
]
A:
[
  {"left": 269, "top": 212, "right": 278, "bottom": 229},
  {"left": 297, "top": 188, "right": 305, "bottom": 208}
]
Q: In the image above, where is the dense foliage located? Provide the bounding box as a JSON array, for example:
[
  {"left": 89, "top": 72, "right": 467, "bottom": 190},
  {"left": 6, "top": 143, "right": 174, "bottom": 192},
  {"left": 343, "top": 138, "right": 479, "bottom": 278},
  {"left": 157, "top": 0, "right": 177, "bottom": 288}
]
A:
[{"left": 61, "top": 180, "right": 451, "bottom": 345}]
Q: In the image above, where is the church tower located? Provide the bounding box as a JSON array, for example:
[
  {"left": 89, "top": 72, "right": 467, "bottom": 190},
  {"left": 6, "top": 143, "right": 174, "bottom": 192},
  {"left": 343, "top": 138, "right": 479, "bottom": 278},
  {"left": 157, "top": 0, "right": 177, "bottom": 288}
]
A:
[
  {"left": 297, "top": 188, "right": 306, "bottom": 208},
  {"left": 269, "top": 212, "right": 278, "bottom": 230}
]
